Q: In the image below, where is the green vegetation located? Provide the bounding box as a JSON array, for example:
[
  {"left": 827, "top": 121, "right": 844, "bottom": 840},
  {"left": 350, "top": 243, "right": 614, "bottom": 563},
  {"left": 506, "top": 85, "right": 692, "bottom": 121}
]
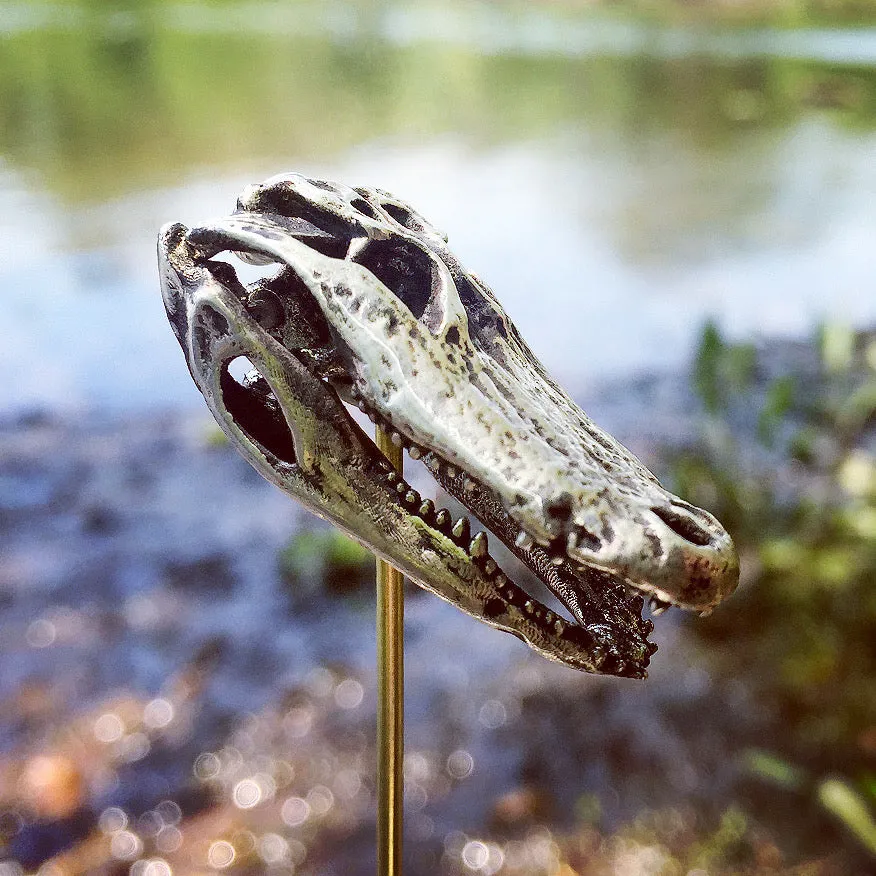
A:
[
  {"left": 668, "top": 321, "right": 876, "bottom": 859},
  {"left": 2, "top": 2, "right": 876, "bottom": 202},
  {"left": 278, "top": 527, "right": 373, "bottom": 595}
]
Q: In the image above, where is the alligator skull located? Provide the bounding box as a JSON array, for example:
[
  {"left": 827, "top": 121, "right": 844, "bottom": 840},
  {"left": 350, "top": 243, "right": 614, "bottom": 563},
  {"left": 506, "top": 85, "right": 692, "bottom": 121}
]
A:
[{"left": 158, "top": 173, "right": 738, "bottom": 679}]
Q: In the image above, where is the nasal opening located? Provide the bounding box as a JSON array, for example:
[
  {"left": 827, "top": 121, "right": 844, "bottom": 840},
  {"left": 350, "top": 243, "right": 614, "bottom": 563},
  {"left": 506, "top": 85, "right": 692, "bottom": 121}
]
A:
[{"left": 651, "top": 504, "right": 712, "bottom": 547}]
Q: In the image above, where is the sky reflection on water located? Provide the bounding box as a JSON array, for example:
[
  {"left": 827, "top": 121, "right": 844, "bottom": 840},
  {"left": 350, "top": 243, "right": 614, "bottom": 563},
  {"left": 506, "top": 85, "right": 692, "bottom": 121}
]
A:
[
  {"left": 1, "top": 121, "right": 874, "bottom": 413},
  {"left": 0, "top": 2, "right": 875, "bottom": 416}
]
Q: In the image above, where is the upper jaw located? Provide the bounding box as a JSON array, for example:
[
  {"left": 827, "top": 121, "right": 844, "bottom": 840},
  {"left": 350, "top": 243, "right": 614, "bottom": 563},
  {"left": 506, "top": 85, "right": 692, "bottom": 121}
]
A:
[
  {"left": 179, "top": 204, "right": 739, "bottom": 615},
  {"left": 157, "top": 223, "right": 656, "bottom": 679}
]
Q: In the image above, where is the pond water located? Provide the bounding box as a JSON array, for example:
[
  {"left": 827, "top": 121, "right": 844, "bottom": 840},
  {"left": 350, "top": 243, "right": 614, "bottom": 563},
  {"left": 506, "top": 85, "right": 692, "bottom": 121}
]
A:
[{"left": 2, "top": 1, "right": 875, "bottom": 415}]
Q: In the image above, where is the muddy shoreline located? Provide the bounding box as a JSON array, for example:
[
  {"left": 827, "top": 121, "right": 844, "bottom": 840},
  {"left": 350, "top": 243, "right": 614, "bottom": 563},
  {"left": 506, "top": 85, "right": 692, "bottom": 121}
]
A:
[{"left": 0, "top": 333, "right": 869, "bottom": 873}]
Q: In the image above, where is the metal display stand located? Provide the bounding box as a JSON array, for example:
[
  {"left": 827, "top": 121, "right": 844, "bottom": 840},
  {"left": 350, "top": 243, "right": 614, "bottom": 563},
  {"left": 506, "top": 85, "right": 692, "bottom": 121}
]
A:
[{"left": 375, "top": 427, "right": 404, "bottom": 874}]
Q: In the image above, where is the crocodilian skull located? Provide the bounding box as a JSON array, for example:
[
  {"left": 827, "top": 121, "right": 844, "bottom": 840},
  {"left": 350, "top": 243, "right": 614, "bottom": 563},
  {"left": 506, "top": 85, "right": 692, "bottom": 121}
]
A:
[{"left": 158, "top": 173, "right": 738, "bottom": 679}]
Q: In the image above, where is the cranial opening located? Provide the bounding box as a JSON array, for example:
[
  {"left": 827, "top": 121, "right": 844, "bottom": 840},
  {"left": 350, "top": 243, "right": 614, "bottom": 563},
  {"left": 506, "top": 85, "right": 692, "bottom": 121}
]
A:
[
  {"left": 220, "top": 357, "right": 297, "bottom": 465},
  {"left": 354, "top": 239, "right": 437, "bottom": 321}
]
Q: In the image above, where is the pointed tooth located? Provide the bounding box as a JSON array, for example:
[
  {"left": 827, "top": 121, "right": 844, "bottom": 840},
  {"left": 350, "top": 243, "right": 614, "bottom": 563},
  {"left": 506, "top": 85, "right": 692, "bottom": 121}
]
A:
[
  {"left": 591, "top": 646, "right": 606, "bottom": 669},
  {"left": 445, "top": 465, "right": 458, "bottom": 479},
  {"left": 396, "top": 482, "right": 407, "bottom": 494},
  {"left": 463, "top": 477, "right": 477, "bottom": 493},
  {"left": 435, "top": 509, "right": 451, "bottom": 531},
  {"left": 390, "top": 431, "right": 404, "bottom": 447},
  {"left": 451, "top": 517, "right": 471, "bottom": 543},
  {"left": 495, "top": 573, "right": 507, "bottom": 586},
  {"left": 234, "top": 250, "right": 276, "bottom": 266},
  {"left": 650, "top": 598, "right": 670, "bottom": 616},
  {"left": 358, "top": 400, "right": 369, "bottom": 412},
  {"left": 405, "top": 490, "right": 419, "bottom": 506},
  {"left": 524, "top": 601, "right": 534, "bottom": 614},
  {"left": 386, "top": 471, "right": 397, "bottom": 483},
  {"left": 469, "top": 532, "right": 488, "bottom": 558},
  {"left": 408, "top": 446, "right": 422, "bottom": 460},
  {"left": 418, "top": 499, "right": 435, "bottom": 519},
  {"left": 484, "top": 559, "right": 497, "bottom": 575},
  {"left": 554, "top": 619, "right": 565, "bottom": 635},
  {"left": 515, "top": 531, "right": 534, "bottom": 550}
]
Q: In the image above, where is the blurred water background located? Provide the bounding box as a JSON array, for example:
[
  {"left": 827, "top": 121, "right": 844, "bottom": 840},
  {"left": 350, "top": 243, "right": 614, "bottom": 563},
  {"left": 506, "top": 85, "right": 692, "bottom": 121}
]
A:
[{"left": 1, "top": 2, "right": 875, "bottom": 874}]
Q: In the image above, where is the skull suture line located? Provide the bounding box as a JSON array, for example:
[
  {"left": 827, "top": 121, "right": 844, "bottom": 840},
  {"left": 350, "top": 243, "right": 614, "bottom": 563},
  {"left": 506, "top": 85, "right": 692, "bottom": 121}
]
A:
[{"left": 158, "top": 173, "right": 738, "bottom": 679}]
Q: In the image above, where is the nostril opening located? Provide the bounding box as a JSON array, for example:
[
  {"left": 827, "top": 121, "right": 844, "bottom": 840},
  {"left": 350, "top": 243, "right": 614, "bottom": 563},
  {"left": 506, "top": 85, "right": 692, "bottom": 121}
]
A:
[
  {"left": 651, "top": 506, "right": 712, "bottom": 547},
  {"left": 545, "top": 492, "right": 574, "bottom": 520}
]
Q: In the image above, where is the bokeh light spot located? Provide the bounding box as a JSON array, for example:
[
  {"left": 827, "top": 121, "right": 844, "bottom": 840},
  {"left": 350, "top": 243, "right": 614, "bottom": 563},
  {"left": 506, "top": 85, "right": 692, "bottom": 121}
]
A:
[
  {"left": 143, "top": 698, "right": 175, "bottom": 729},
  {"left": 281, "top": 796, "right": 310, "bottom": 827},
  {"left": 334, "top": 678, "right": 364, "bottom": 709},
  {"left": 446, "top": 749, "right": 474, "bottom": 779},
  {"left": 25, "top": 619, "right": 56, "bottom": 648},
  {"left": 193, "top": 752, "right": 221, "bottom": 780},
  {"left": 94, "top": 712, "right": 125, "bottom": 743},
  {"left": 99, "top": 806, "right": 128, "bottom": 834},
  {"left": 207, "top": 840, "right": 236, "bottom": 869},
  {"left": 110, "top": 829, "right": 143, "bottom": 860}
]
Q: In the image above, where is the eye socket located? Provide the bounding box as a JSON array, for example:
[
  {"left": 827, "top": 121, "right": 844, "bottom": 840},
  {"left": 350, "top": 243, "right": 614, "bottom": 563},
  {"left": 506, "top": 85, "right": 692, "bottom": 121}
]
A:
[
  {"left": 381, "top": 202, "right": 422, "bottom": 231},
  {"left": 354, "top": 239, "right": 436, "bottom": 321},
  {"left": 219, "top": 357, "right": 297, "bottom": 465},
  {"left": 349, "top": 197, "right": 379, "bottom": 220}
]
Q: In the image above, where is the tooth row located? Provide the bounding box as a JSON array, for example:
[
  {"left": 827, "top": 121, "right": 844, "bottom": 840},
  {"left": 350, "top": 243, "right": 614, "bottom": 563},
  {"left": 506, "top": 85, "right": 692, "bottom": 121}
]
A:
[
  {"left": 363, "top": 408, "right": 507, "bottom": 572},
  {"left": 357, "top": 396, "right": 648, "bottom": 668},
  {"left": 380, "top": 467, "right": 494, "bottom": 566},
  {"left": 357, "top": 398, "right": 428, "bottom": 465}
]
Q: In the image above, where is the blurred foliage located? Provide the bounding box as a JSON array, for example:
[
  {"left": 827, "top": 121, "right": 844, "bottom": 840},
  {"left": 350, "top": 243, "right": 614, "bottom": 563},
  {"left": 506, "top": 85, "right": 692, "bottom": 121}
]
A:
[
  {"left": 3, "top": 2, "right": 876, "bottom": 202},
  {"left": 666, "top": 320, "right": 876, "bottom": 857},
  {"left": 278, "top": 527, "right": 373, "bottom": 596},
  {"left": 592, "top": 0, "right": 876, "bottom": 27}
]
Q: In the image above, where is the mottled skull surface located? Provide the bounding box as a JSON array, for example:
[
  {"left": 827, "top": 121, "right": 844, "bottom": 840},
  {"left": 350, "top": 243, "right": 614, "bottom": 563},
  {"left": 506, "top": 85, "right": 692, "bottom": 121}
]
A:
[{"left": 158, "top": 173, "right": 738, "bottom": 678}]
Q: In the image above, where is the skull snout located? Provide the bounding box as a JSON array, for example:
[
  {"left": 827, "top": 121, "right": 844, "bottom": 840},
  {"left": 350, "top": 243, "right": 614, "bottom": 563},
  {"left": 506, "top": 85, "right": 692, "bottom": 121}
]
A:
[{"left": 647, "top": 500, "right": 739, "bottom": 610}]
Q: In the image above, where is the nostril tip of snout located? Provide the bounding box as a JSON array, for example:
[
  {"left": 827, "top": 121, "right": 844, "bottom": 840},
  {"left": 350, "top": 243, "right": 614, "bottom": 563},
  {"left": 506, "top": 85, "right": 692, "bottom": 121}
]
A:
[
  {"left": 545, "top": 492, "right": 574, "bottom": 520},
  {"left": 651, "top": 505, "right": 712, "bottom": 547}
]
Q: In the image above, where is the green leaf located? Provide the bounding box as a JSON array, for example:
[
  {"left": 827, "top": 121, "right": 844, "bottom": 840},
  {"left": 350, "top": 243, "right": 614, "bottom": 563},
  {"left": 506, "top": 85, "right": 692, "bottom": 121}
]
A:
[
  {"left": 818, "top": 777, "right": 876, "bottom": 855},
  {"left": 758, "top": 376, "right": 796, "bottom": 447},
  {"left": 693, "top": 321, "right": 725, "bottom": 413}
]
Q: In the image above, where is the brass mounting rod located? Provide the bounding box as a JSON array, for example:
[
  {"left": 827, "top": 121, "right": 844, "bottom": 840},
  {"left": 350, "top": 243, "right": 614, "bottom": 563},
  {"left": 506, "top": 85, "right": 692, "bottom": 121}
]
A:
[{"left": 375, "top": 427, "right": 404, "bottom": 875}]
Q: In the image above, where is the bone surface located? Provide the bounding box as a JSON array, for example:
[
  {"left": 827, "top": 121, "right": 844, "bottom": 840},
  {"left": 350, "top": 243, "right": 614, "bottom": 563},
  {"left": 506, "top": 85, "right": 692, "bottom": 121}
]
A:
[{"left": 157, "top": 172, "right": 739, "bottom": 678}]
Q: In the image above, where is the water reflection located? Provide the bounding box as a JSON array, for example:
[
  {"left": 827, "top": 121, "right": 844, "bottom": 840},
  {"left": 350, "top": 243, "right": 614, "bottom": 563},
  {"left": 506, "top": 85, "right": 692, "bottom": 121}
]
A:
[{"left": 2, "top": 25, "right": 876, "bottom": 410}]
